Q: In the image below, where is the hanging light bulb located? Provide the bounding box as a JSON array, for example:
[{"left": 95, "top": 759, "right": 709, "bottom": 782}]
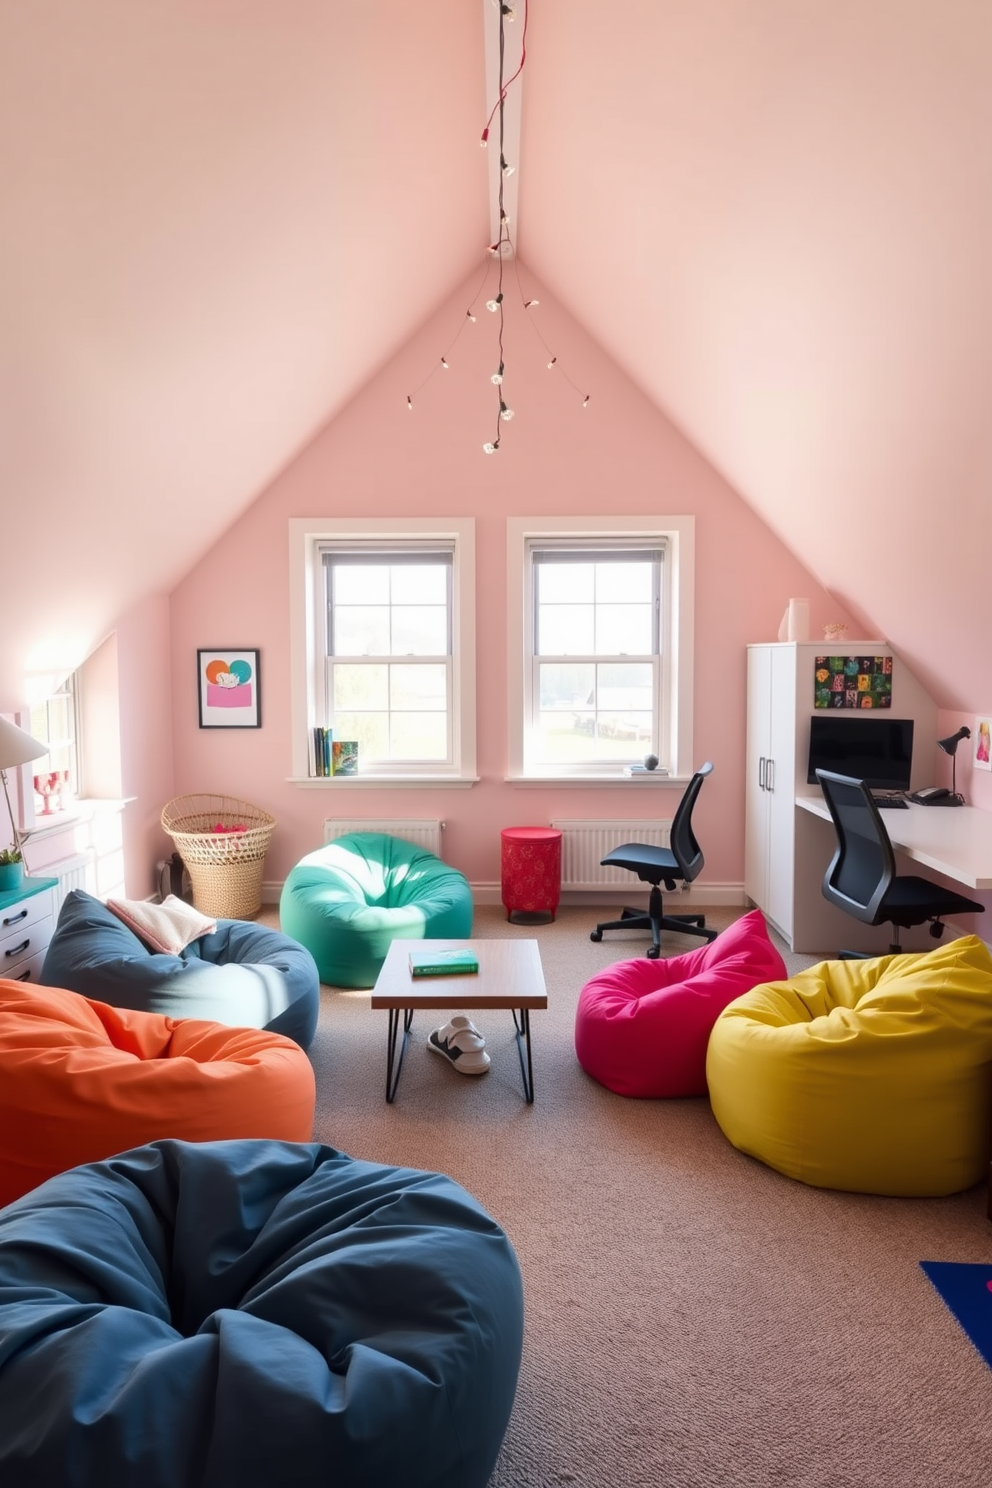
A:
[
  {"left": 547, "top": 357, "right": 557, "bottom": 370},
  {"left": 499, "top": 402, "right": 514, "bottom": 421},
  {"left": 524, "top": 300, "right": 540, "bottom": 308},
  {"left": 465, "top": 309, "right": 477, "bottom": 323},
  {"left": 483, "top": 440, "right": 500, "bottom": 454},
  {"left": 406, "top": 396, "right": 413, "bottom": 411},
  {"left": 491, "top": 363, "right": 504, "bottom": 385},
  {"left": 500, "top": 156, "right": 516, "bottom": 178},
  {"left": 582, "top": 395, "right": 591, "bottom": 408},
  {"left": 486, "top": 294, "right": 503, "bottom": 312},
  {"left": 440, "top": 357, "right": 449, "bottom": 370}
]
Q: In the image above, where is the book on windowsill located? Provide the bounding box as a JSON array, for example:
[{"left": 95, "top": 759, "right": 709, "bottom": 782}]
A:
[
  {"left": 624, "top": 764, "right": 669, "bottom": 776},
  {"left": 409, "top": 948, "right": 480, "bottom": 978}
]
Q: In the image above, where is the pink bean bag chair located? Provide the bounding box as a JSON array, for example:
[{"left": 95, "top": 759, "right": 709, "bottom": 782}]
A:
[{"left": 574, "top": 910, "right": 787, "bottom": 1098}]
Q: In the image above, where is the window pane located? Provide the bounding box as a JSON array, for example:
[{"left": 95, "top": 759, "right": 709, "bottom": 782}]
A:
[
  {"left": 391, "top": 606, "right": 447, "bottom": 655},
  {"left": 538, "top": 563, "right": 594, "bottom": 603},
  {"left": 596, "top": 562, "right": 653, "bottom": 603},
  {"left": 598, "top": 662, "right": 654, "bottom": 710},
  {"left": 333, "top": 663, "right": 388, "bottom": 710},
  {"left": 538, "top": 662, "right": 594, "bottom": 711},
  {"left": 391, "top": 564, "right": 447, "bottom": 604},
  {"left": 390, "top": 664, "right": 447, "bottom": 710},
  {"left": 596, "top": 604, "right": 653, "bottom": 655},
  {"left": 390, "top": 713, "right": 447, "bottom": 760},
  {"left": 534, "top": 713, "right": 639, "bottom": 763},
  {"left": 333, "top": 711, "right": 388, "bottom": 761},
  {"left": 538, "top": 604, "right": 594, "bottom": 655},
  {"left": 334, "top": 566, "right": 390, "bottom": 604},
  {"left": 597, "top": 711, "right": 653, "bottom": 744},
  {"left": 334, "top": 606, "right": 390, "bottom": 655}
]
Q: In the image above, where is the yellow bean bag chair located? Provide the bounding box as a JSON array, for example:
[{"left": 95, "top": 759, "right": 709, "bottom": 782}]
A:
[{"left": 706, "top": 936, "right": 992, "bottom": 1196}]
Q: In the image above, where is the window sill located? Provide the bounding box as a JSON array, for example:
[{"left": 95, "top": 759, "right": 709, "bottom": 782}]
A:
[
  {"left": 505, "top": 774, "right": 686, "bottom": 787},
  {"left": 22, "top": 797, "right": 133, "bottom": 841},
  {"left": 288, "top": 776, "right": 479, "bottom": 790}
]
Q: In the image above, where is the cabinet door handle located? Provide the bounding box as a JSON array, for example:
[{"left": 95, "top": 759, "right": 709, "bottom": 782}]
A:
[
  {"left": 766, "top": 759, "right": 775, "bottom": 793},
  {"left": 4, "top": 939, "right": 30, "bottom": 959},
  {"left": 758, "top": 756, "right": 766, "bottom": 790},
  {"left": 2, "top": 908, "right": 28, "bottom": 928}
]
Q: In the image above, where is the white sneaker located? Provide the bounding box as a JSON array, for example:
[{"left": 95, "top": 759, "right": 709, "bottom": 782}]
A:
[{"left": 428, "top": 1014, "right": 490, "bottom": 1075}]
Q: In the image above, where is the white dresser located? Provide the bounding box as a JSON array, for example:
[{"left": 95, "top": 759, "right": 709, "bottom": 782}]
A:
[{"left": 0, "top": 876, "right": 58, "bottom": 984}]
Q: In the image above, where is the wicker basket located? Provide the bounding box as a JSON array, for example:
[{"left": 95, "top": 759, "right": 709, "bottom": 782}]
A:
[{"left": 160, "top": 794, "right": 276, "bottom": 919}]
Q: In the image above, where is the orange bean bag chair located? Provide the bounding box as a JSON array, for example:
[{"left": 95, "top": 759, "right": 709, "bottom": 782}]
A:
[{"left": 0, "top": 979, "right": 316, "bottom": 1207}]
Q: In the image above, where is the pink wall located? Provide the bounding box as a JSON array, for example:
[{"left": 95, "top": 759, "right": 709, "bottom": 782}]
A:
[
  {"left": 168, "top": 265, "right": 857, "bottom": 891},
  {"left": 115, "top": 594, "right": 176, "bottom": 897}
]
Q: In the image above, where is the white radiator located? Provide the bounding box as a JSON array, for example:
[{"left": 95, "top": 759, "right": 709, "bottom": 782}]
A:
[
  {"left": 550, "top": 819, "right": 672, "bottom": 890},
  {"left": 323, "top": 819, "right": 444, "bottom": 858},
  {"left": 50, "top": 852, "right": 97, "bottom": 912}
]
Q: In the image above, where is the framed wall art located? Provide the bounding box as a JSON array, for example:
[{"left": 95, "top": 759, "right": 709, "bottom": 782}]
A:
[
  {"left": 197, "top": 649, "right": 261, "bottom": 729},
  {"left": 975, "top": 716, "right": 992, "bottom": 772},
  {"left": 813, "top": 654, "right": 892, "bottom": 709}
]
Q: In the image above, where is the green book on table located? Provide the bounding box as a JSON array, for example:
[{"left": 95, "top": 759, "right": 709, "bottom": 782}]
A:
[{"left": 409, "top": 948, "right": 479, "bottom": 977}]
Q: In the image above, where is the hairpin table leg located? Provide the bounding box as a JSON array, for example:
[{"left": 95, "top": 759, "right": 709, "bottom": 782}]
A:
[
  {"left": 512, "top": 1007, "right": 535, "bottom": 1103},
  {"left": 386, "top": 1007, "right": 414, "bottom": 1103}
]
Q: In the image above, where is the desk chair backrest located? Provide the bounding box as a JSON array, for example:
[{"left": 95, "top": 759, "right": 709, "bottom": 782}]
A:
[
  {"left": 815, "top": 769, "right": 896, "bottom": 924},
  {"left": 669, "top": 761, "right": 713, "bottom": 884}
]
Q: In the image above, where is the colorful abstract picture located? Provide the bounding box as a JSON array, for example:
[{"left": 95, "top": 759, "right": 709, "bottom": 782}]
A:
[
  {"left": 975, "top": 716, "right": 992, "bottom": 773},
  {"left": 814, "top": 655, "right": 892, "bottom": 710},
  {"left": 197, "top": 650, "right": 261, "bottom": 728}
]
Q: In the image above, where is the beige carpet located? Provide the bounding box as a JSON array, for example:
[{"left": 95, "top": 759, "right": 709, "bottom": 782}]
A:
[{"left": 260, "top": 903, "right": 992, "bottom": 1487}]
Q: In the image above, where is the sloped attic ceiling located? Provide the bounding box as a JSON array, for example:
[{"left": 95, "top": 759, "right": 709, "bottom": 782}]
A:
[{"left": 1, "top": 1, "right": 988, "bottom": 710}]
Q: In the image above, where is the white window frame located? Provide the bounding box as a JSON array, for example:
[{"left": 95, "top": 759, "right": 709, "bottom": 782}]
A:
[
  {"left": 507, "top": 516, "right": 694, "bottom": 781},
  {"left": 289, "top": 517, "right": 477, "bottom": 785}
]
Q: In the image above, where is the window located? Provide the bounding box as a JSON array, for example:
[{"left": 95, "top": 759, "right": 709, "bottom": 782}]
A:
[
  {"left": 507, "top": 516, "right": 695, "bottom": 779},
  {"left": 290, "top": 518, "right": 476, "bottom": 783},
  {"left": 29, "top": 673, "right": 80, "bottom": 812}
]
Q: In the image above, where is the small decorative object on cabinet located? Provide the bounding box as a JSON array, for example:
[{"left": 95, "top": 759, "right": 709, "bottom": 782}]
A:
[{"left": 0, "top": 850, "right": 23, "bottom": 894}]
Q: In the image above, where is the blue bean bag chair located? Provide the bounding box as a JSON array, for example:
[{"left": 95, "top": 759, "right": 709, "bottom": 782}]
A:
[
  {"left": 0, "top": 1139, "right": 523, "bottom": 1488},
  {"left": 41, "top": 890, "right": 319, "bottom": 1049},
  {"left": 280, "top": 833, "right": 474, "bottom": 988}
]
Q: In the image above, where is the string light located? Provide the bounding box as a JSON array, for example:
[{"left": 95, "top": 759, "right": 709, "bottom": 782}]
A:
[{"left": 406, "top": 1, "right": 590, "bottom": 443}]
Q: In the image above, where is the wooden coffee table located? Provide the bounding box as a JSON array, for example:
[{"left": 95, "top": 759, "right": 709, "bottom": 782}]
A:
[{"left": 371, "top": 938, "right": 548, "bottom": 1104}]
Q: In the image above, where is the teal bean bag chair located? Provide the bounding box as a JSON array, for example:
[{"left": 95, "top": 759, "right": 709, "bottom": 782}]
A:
[
  {"left": 280, "top": 833, "right": 473, "bottom": 988},
  {"left": 0, "top": 1138, "right": 524, "bottom": 1488}
]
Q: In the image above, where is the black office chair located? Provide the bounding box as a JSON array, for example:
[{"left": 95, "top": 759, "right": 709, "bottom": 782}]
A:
[
  {"left": 590, "top": 762, "right": 718, "bottom": 958},
  {"left": 815, "top": 769, "right": 984, "bottom": 955}
]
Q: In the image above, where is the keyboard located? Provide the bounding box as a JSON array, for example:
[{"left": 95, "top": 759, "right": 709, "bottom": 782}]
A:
[{"left": 872, "top": 793, "right": 909, "bottom": 810}]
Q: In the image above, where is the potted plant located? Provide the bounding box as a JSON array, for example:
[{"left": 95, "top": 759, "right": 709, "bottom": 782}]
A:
[{"left": 0, "top": 846, "right": 24, "bottom": 893}]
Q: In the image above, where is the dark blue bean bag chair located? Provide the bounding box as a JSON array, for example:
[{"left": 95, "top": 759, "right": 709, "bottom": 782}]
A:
[
  {"left": 0, "top": 1139, "right": 523, "bottom": 1488},
  {"left": 42, "top": 890, "right": 319, "bottom": 1049}
]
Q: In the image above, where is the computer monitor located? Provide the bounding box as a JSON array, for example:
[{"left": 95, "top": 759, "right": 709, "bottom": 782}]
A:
[{"left": 806, "top": 715, "right": 914, "bottom": 792}]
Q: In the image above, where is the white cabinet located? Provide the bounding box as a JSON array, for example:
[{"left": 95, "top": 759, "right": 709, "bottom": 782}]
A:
[
  {"left": 745, "top": 642, "right": 938, "bottom": 953},
  {"left": 745, "top": 645, "right": 797, "bottom": 940},
  {"left": 0, "top": 878, "right": 57, "bottom": 983}
]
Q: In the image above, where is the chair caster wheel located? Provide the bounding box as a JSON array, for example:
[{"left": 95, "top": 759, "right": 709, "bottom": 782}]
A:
[
  {"left": 590, "top": 930, "right": 602, "bottom": 943},
  {"left": 647, "top": 946, "right": 660, "bottom": 959}
]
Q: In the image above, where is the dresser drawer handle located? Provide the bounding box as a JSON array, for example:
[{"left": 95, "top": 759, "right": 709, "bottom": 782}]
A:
[
  {"left": 2, "top": 908, "right": 29, "bottom": 928},
  {"left": 4, "top": 939, "right": 30, "bottom": 959},
  {"left": 15, "top": 968, "right": 33, "bottom": 981}
]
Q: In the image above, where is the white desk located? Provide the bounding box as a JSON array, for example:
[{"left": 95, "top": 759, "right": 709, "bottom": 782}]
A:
[
  {"left": 776, "top": 796, "right": 992, "bottom": 954},
  {"left": 796, "top": 796, "right": 992, "bottom": 891}
]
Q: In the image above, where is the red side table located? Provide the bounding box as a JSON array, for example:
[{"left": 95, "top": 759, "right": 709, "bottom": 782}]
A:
[{"left": 501, "top": 827, "right": 562, "bottom": 925}]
